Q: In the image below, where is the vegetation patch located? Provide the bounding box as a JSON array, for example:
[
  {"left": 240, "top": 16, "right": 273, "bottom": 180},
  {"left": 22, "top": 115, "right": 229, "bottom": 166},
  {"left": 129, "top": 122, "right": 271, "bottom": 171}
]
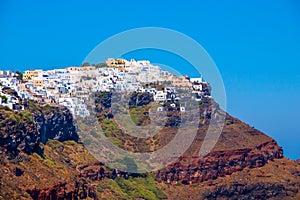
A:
[{"left": 96, "top": 175, "right": 166, "bottom": 200}]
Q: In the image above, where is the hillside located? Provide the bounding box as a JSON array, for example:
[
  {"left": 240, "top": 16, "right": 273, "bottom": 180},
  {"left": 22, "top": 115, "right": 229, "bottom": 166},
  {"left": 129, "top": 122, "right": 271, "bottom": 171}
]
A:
[{"left": 0, "top": 94, "right": 299, "bottom": 199}]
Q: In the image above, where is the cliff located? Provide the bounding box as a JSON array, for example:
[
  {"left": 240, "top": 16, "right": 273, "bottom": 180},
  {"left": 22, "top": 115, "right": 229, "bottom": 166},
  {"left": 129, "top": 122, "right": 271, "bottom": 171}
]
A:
[
  {"left": 0, "top": 101, "right": 85, "bottom": 199},
  {"left": 89, "top": 92, "right": 300, "bottom": 199},
  {"left": 160, "top": 157, "right": 300, "bottom": 199},
  {"left": 0, "top": 101, "right": 78, "bottom": 159},
  {"left": 29, "top": 102, "right": 79, "bottom": 144},
  {"left": 26, "top": 181, "right": 96, "bottom": 200},
  {"left": 0, "top": 107, "right": 40, "bottom": 158},
  {"left": 155, "top": 140, "right": 283, "bottom": 184},
  {"left": 0, "top": 94, "right": 299, "bottom": 200}
]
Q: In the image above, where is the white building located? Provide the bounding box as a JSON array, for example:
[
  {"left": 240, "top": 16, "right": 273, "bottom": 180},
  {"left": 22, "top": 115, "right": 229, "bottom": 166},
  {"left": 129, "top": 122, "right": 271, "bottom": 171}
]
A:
[
  {"left": 190, "top": 77, "right": 203, "bottom": 83},
  {"left": 154, "top": 91, "right": 167, "bottom": 102},
  {"left": 193, "top": 84, "right": 203, "bottom": 91},
  {"left": 59, "top": 97, "right": 90, "bottom": 117}
]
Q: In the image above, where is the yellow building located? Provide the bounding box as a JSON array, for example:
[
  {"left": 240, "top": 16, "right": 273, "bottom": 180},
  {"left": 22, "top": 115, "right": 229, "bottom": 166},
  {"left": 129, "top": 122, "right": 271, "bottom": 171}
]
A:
[
  {"left": 32, "top": 78, "right": 44, "bottom": 87},
  {"left": 23, "top": 70, "right": 42, "bottom": 81},
  {"left": 18, "top": 83, "right": 27, "bottom": 90},
  {"left": 106, "top": 58, "right": 116, "bottom": 67}
]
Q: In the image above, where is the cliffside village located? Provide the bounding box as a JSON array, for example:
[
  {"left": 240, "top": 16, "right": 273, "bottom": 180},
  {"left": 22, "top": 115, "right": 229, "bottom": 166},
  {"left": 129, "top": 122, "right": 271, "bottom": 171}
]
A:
[{"left": 0, "top": 58, "right": 209, "bottom": 117}]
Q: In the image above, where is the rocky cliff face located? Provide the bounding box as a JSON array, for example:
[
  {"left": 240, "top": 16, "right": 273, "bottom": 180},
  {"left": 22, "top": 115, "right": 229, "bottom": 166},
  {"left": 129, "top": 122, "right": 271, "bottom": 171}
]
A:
[
  {"left": 0, "top": 107, "right": 41, "bottom": 158},
  {"left": 78, "top": 161, "right": 146, "bottom": 181},
  {"left": 31, "top": 105, "right": 78, "bottom": 144},
  {"left": 0, "top": 102, "right": 78, "bottom": 158},
  {"left": 203, "top": 182, "right": 298, "bottom": 200},
  {"left": 26, "top": 181, "right": 96, "bottom": 200},
  {"left": 155, "top": 140, "right": 283, "bottom": 184},
  {"left": 161, "top": 157, "right": 300, "bottom": 200},
  {"left": 77, "top": 140, "right": 284, "bottom": 186},
  {"left": 0, "top": 94, "right": 299, "bottom": 199}
]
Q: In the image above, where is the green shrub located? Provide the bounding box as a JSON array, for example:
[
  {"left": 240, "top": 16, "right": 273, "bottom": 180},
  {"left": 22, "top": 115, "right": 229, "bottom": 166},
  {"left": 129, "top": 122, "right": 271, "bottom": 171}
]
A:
[
  {"left": 19, "top": 110, "right": 33, "bottom": 122},
  {"left": 114, "top": 175, "right": 166, "bottom": 200}
]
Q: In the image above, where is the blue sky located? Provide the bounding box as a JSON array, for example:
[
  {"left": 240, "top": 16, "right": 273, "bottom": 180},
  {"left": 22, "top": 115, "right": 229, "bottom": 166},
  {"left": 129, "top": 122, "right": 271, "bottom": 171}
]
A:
[{"left": 0, "top": 0, "right": 299, "bottom": 159}]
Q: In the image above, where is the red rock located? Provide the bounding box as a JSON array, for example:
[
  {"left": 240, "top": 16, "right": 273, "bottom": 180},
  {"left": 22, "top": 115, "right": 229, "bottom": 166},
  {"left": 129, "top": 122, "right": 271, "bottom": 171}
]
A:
[{"left": 155, "top": 140, "right": 283, "bottom": 184}]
